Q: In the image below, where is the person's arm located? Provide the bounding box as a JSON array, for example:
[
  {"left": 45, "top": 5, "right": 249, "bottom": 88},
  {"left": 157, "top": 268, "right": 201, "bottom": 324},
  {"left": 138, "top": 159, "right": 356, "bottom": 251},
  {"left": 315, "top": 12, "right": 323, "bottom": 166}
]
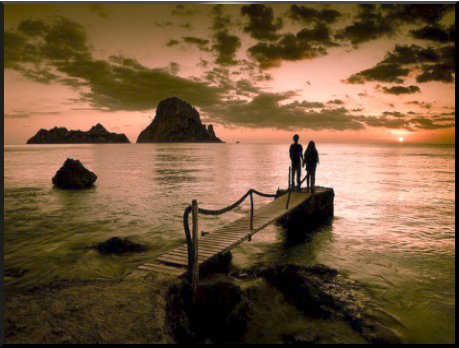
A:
[{"left": 289, "top": 145, "right": 293, "bottom": 162}]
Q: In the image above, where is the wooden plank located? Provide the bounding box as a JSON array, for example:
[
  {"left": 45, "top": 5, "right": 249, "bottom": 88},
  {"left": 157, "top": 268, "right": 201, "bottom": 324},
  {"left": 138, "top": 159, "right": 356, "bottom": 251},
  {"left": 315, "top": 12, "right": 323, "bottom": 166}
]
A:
[
  {"left": 167, "top": 249, "right": 216, "bottom": 258},
  {"left": 138, "top": 264, "right": 186, "bottom": 276},
  {"left": 202, "top": 236, "right": 243, "bottom": 243}
]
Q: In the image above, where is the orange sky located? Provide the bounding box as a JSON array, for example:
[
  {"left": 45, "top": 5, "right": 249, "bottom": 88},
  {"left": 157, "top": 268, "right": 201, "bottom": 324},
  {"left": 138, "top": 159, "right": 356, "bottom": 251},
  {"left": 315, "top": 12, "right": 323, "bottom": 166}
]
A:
[{"left": 4, "top": 3, "right": 456, "bottom": 144}]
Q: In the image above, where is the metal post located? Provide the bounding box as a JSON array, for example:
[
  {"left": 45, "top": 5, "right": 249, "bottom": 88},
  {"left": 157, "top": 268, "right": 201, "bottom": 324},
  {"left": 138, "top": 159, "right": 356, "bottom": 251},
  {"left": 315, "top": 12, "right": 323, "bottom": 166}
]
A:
[
  {"left": 249, "top": 191, "right": 254, "bottom": 241},
  {"left": 286, "top": 167, "right": 292, "bottom": 209},
  {"left": 191, "top": 199, "right": 199, "bottom": 303}
]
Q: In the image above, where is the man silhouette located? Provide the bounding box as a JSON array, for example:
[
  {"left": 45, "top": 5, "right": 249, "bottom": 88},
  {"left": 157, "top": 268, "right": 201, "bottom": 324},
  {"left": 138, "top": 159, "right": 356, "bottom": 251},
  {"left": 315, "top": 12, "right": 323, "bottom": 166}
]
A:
[{"left": 289, "top": 134, "right": 303, "bottom": 190}]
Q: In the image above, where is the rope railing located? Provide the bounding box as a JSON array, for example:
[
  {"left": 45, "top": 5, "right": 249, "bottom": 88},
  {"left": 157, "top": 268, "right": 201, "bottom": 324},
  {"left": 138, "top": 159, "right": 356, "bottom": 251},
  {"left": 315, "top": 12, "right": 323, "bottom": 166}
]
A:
[{"left": 182, "top": 166, "right": 309, "bottom": 298}]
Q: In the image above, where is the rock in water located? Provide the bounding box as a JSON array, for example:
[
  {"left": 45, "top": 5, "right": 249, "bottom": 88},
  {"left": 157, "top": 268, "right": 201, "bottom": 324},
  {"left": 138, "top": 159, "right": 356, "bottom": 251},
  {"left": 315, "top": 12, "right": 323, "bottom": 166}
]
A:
[
  {"left": 27, "top": 123, "right": 130, "bottom": 144},
  {"left": 137, "top": 97, "right": 223, "bottom": 143},
  {"left": 95, "top": 237, "right": 148, "bottom": 255},
  {"left": 52, "top": 158, "right": 97, "bottom": 189}
]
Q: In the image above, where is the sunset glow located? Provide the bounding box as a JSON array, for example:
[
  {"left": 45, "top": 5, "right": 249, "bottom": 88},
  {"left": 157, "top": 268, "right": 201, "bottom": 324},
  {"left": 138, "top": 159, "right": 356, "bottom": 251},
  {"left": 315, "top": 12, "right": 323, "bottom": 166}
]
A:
[{"left": 4, "top": 3, "right": 456, "bottom": 144}]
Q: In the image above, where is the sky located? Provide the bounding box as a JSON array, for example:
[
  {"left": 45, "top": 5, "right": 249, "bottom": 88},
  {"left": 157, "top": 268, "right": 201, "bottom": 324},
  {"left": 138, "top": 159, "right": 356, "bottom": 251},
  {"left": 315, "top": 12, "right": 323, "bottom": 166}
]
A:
[{"left": 4, "top": 2, "right": 456, "bottom": 144}]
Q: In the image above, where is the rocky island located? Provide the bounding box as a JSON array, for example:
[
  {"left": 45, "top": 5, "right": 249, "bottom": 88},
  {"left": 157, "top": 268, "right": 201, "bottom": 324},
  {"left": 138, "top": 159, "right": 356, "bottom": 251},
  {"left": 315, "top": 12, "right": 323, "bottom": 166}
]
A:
[
  {"left": 27, "top": 124, "right": 130, "bottom": 144},
  {"left": 137, "top": 97, "right": 223, "bottom": 143}
]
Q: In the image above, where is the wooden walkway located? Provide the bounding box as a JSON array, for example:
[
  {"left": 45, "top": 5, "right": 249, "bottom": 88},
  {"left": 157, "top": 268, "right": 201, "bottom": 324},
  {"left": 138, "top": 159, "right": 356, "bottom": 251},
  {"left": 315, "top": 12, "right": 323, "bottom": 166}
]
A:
[{"left": 139, "top": 188, "right": 324, "bottom": 276}]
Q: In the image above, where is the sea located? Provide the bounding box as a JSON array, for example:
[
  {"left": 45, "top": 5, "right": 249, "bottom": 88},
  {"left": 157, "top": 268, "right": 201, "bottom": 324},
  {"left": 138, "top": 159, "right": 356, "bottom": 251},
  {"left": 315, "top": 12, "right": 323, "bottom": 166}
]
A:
[{"left": 3, "top": 143, "right": 456, "bottom": 344}]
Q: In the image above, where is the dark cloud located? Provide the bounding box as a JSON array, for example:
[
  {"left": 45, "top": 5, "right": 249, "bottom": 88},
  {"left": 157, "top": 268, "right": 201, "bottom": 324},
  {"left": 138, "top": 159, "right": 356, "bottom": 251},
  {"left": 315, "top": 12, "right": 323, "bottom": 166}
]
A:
[
  {"left": 212, "top": 31, "right": 241, "bottom": 66},
  {"left": 4, "top": 111, "right": 60, "bottom": 119},
  {"left": 89, "top": 4, "right": 109, "bottom": 19},
  {"left": 210, "top": 4, "right": 232, "bottom": 31},
  {"left": 382, "top": 85, "right": 421, "bottom": 95},
  {"left": 411, "top": 23, "right": 455, "bottom": 43},
  {"left": 347, "top": 44, "right": 455, "bottom": 84},
  {"left": 383, "top": 45, "right": 441, "bottom": 65},
  {"left": 296, "top": 23, "right": 339, "bottom": 47},
  {"left": 335, "top": 5, "right": 393, "bottom": 45},
  {"left": 287, "top": 5, "right": 342, "bottom": 24},
  {"left": 248, "top": 33, "right": 328, "bottom": 69},
  {"left": 359, "top": 116, "right": 412, "bottom": 130},
  {"left": 336, "top": 4, "right": 455, "bottom": 46},
  {"left": 171, "top": 5, "right": 199, "bottom": 16},
  {"left": 241, "top": 4, "right": 283, "bottom": 41},
  {"left": 17, "top": 19, "right": 49, "bottom": 36},
  {"left": 406, "top": 101, "right": 433, "bottom": 109},
  {"left": 183, "top": 36, "right": 210, "bottom": 51},
  {"left": 294, "top": 101, "right": 326, "bottom": 109},
  {"left": 381, "top": 4, "right": 455, "bottom": 25},
  {"left": 203, "top": 93, "right": 365, "bottom": 131},
  {"left": 165, "top": 39, "right": 180, "bottom": 47},
  {"left": 346, "top": 63, "right": 410, "bottom": 84},
  {"left": 328, "top": 99, "right": 345, "bottom": 105},
  {"left": 410, "top": 117, "right": 455, "bottom": 130},
  {"left": 155, "top": 21, "right": 173, "bottom": 28},
  {"left": 382, "top": 111, "right": 406, "bottom": 118}
]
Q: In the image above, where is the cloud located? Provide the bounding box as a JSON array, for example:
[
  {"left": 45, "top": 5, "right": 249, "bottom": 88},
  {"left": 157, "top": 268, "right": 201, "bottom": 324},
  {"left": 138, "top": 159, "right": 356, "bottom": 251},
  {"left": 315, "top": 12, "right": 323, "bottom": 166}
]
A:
[
  {"left": 241, "top": 4, "right": 283, "bottom": 41},
  {"left": 171, "top": 5, "right": 200, "bottom": 16},
  {"left": 4, "top": 111, "right": 60, "bottom": 119},
  {"left": 212, "top": 31, "right": 241, "bottom": 66},
  {"left": 17, "top": 19, "right": 49, "bottom": 36},
  {"left": 89, "top": 4, "right": 109, "bottom": 19},
  {"left": 381, "top": 4, "right": 455, "bottom": 25},
  {"left": 335, "top": 5, "right": 393, "bottom": 45},
  {"left": 382, "top": 111, "right": 406, "bottom": 118},
  {"left": 328, "top": 99, "right": 345, "bottom": 105},
  {"left": 411, "top": 23, "right": 455, "bottom": 43},
  {"left": 382, "top": 85, "right": 421, "bottom": 95},
  {"left": 346, "top": 63, "right": 410, "bottom": 84},
  {"left": 286, "top": 5, "right": 342, "bottom": 24},
  {"left": 202, "top": 93, "right": 366, "bottom": 131},
  {"left": 165, "top": 39, "right": 180, "bottom": 47},
  {"left": 410, "top": 117, "right": 455, "bottom": 130},
  {"left": 346, "top": 44, "right": 455, "bottom": 84},
  {"left": 336, "top": 4, "right": 455, "bottom": 46},
  {"left": 296, "top": 23, "right": 339, "bottom": 47},
  {"left": 183, "top": 36, "right": 210, "bottom": 51},
  {"left": 406, "top": 101, "right": 433, "bottom": 109},
  {"left": 248, "top": 33, "right": 328, "bottom": 69}
]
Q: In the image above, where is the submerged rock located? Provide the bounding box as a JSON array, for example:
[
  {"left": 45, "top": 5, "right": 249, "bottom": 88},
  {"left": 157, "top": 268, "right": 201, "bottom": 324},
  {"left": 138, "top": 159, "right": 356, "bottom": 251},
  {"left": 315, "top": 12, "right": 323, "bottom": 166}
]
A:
[
  {"left": 52, "top": 159, "right": 97, "bottom": 189},
  {"left": 167, "top": 276, "right": 247, "bottom": 344},
  {"left": 137, "top": 97, "right": 223, "bottom": 143},
  {"left": 95, "top": 237, "right": 148, "bottom": 255},
  {"left": 27, "top": 123, "right": 130, "bottom": 144}
]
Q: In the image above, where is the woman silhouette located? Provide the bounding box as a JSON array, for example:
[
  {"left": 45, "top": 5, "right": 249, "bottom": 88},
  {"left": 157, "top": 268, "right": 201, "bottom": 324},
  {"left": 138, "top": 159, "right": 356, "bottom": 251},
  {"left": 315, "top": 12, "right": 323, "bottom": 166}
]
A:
[{"left": 304, "top": 141, "right": 319, "bottom": 193}]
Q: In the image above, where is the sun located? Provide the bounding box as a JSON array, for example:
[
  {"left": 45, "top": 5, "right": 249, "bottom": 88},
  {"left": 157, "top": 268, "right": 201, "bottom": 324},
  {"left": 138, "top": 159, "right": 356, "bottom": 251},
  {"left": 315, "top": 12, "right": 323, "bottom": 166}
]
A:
[{"left": 398, "top": 137, "right": 404, "bottom": 143}]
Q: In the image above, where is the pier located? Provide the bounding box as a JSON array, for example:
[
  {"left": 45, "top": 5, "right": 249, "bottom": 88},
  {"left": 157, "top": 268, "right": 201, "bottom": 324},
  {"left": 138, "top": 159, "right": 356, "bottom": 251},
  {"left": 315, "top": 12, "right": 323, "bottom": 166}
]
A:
[{"left": 139, "top": 183, "right": 335, "bottom": 278}]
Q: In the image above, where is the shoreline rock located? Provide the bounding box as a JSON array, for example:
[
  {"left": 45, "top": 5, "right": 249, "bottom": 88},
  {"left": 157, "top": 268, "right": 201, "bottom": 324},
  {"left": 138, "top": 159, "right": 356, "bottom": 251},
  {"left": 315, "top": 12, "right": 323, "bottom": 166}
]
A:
[
  {"left": 27, "top": 123, "right": 130, "bottom": 144},
  {"left": 52, "top": 158, "right": 97, "bottom": 189},
  {"left": 95, "top": 237, "right": 149, "bottom": 255},
  {"left": 137, "top": 97, "right": 223, "bottom": 143}
]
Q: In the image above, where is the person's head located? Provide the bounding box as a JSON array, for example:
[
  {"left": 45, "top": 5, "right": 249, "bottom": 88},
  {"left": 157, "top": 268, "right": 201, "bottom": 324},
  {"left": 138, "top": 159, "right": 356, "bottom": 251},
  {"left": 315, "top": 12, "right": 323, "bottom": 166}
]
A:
[
  {"left": 293, "top": 134, "right": 299, "bottom": 143},
  {"left": 307, "top": 141, "right": 316, "bottom": 152}
]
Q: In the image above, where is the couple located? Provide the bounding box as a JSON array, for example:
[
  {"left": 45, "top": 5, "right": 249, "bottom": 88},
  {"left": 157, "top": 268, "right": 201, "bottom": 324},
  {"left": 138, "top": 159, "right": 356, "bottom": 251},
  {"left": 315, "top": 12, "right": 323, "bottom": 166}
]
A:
[{"left": 289, "top": 134, "right": 319, "bottom": 193}]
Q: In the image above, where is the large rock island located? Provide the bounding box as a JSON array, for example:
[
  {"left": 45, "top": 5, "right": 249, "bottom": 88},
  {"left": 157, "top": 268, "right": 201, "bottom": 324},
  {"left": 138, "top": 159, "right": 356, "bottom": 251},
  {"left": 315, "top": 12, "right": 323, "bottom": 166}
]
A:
[
  {"left": 27, "top": 124, "right": 130, "bottom": 144},
  {"left": 137, "top": 97, "right": 223, "bottom": 143}
]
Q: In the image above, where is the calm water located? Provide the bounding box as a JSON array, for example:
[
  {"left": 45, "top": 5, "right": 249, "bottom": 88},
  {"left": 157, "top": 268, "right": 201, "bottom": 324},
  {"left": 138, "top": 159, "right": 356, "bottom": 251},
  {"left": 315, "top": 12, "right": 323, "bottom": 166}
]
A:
[{"left": 4, "top": 143, "right": 455, "bottom": 343}]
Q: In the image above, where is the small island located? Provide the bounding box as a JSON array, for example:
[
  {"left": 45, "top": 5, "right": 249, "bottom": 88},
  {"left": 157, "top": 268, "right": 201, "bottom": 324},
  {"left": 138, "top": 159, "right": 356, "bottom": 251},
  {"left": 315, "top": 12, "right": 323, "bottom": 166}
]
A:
[
  {"left": 137, "top": 97, "right": 223, "bottom": 143},
  {"left": 26, "top": 124, "right": 130, "bottom": 144}
]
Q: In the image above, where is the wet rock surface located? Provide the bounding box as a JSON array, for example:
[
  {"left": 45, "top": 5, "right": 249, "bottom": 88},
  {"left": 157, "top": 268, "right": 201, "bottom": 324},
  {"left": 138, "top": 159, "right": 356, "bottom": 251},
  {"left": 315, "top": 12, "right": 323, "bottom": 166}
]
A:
[
  {"left": 27, "top": 123, "right": 130, "bottom": 144},
  {"left": 52, "top": 159, "right": 97, "bottom": 189},
  {"left": 167, "top": 263, "right": 405, "bottom": 344},
  {"left": 95, "top": 237, "right": 149, "bottom": 255},
  {"left": 137, "top": 97, "right": 223, "bottom": 143}
]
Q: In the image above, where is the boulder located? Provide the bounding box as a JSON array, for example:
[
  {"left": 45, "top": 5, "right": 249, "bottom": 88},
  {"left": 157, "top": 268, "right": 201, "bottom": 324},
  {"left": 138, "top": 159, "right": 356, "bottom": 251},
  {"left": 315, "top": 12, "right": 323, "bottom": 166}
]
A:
[
  {"left": 52, "top": 158, "right": 97, "bottom": 189},
  {"left": 95, "top": 237, "right": 148, "bottom": 255},
  {"left": 137, "top": 97, "right": 223, "bottom": 143},
  {"left": 27, "top": 124, "right": 130, "bottom": 144}
]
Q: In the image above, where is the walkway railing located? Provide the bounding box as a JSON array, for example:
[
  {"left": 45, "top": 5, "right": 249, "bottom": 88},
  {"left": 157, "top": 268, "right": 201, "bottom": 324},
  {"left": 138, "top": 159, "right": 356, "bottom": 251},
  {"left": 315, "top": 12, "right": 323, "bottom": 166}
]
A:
[{"left": 181, "top": 166, "right": 310, "bottom": 300}]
